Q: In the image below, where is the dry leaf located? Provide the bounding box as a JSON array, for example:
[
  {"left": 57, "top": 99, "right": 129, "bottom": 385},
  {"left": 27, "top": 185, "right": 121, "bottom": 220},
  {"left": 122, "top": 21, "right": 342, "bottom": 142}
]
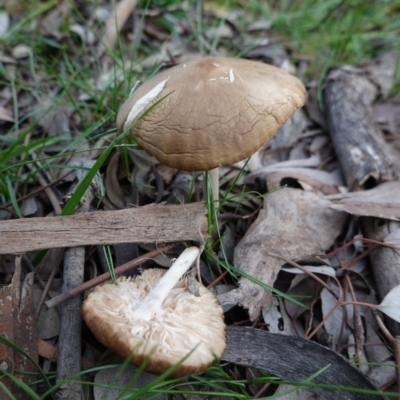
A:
[
  {"left": 0, "top": 106, "right": 14, "bottom": 122},
  {"left": 320, "top": 284, "right": 351, "bottom": 350},
  {"left": 246, "top": 158, "right": 343, "bottom": 194},
  {"left": 33, "top": 288, "right": 60, "bottom": 339},
  {"left": 368, "top": 361, "right": 397, "bottom": 388},
  {"left": 328, "top": 181, "right": 400, "bottom": 220},
  {"left": 364, "top": 323, "right": 392, "bottom": 364},
  {"left": 281, "top": 265, "right": 337, "bottom": 277},
  {"left": 105, "top": 151, "right": 127, "bottom": 209},
  {"left": 376, "top": 284, "right": 400, "bottom": 322},
  {"left": 274, "top": 384, "right": 328, "bottom": 400},
  {"left": 40, "top": 104, "right": 74, "bottom": 138},
  {"left": 218, "top": 188, "right": 347, "bottom": 320},
  {"left": 373, "top": 101, "right": 400, "bottom": 135},
  {"left": 263, "top": 297, "right": 300, "bottom": 336},
  {"left": 97, "top": 0, "right": 138, "bottom": 56}
]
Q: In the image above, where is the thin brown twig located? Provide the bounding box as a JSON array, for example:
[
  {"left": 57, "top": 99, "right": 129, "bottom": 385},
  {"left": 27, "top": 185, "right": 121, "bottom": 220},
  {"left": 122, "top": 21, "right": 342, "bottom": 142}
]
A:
[
  {"left": 35, "top": 260, "right": 60, "bottom": 320},
  {"left": 345, "top": 273, "right": 364, "bottom": 361},
  {"left": 253, "top": 382, "right": 271, "bottom": 398},
  {"left": 207, "top": 270, "right": 229, "bottom": 289},
  {"left": 1, "top": 170, "right": 74, "bottom": 209},
  {"left": 218, "top": 206, "right": 261, "bottom": 221},
  {"left": 267, "top": 252, "right": 336, "bottom": 295},
  {"left": 45, "top": 242, "right": 179, "bottom": 309}
]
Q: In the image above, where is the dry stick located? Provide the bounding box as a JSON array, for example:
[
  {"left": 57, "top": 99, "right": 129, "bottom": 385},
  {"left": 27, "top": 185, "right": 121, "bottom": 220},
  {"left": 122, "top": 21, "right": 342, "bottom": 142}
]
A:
[
  {"left": 324, "top": 51, "right": 400, "bottom": 190},
  {"left": 307, "top": 296, "right": 395, "bottom": 343},
  {"left": 3, "top": 170, "right": 74, "bottom": 209},
  {"left": 344, "top": 273, "right": 364, "bottom": 361},
  {"left": 373, "top": 311, "right": 400, "bottom": 395},
  {"left": 324, "top": 52, "right": 400, "bottom": 390},
  {"left": 0, "top": 202, "right": 207, "bottom": 254},
  {"left": 363, "top": 218, "right": 400, "bottom": 337},
  {"left": 27, "top": 154, "right": 63, "bottom": 215},
  {"left": 324, "top": 51, "right": 400, "bottom": 333},
  {"left": 56, "top": 175, "right": 99, "bottom": 400},
  {"left": 35, "top": 261, "right": 59, "bottom": 320},
  {"left": 45, "top": 243, "right": 179, "bottom": 309},
  {"left": 206, "top": 270, "right": 229, "bottom": 290},
  {"left": 335, "top": 249, "right": 365, "bottom": 361}
]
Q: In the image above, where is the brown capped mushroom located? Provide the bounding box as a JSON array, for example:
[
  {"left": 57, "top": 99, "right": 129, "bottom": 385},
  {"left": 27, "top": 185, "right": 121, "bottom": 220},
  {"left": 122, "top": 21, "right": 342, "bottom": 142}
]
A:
[
  {"left": 117, "top": 57, "right": 306, "bottom": 204},
  {"left": 82, "top": 247, "right": 226, "bottom": 376}
]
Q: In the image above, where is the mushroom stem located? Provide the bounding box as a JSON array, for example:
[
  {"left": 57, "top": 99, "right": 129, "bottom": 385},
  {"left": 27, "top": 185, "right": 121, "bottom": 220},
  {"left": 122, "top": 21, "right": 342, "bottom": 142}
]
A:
[
  {"left": 208, "top": 167, "right": 219, "bottom": 210},
  {"left": 131, "top": 246, "right": 200, "bottom": 321}
]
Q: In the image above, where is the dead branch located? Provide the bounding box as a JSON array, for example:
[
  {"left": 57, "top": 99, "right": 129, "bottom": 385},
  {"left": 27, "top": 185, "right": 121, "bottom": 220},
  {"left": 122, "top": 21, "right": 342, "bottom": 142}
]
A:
[
  {"left": 324, "top": 51, "right": 400, "bottom": 190},
  {"left": 56, "top": 174, "right": 98, "bottom": 399},
  {"left": 45, "top": 243, "right": 179, "bottom": 309},
  {"left": 0, "top": 202, "right": 208, "bottom": 254}
]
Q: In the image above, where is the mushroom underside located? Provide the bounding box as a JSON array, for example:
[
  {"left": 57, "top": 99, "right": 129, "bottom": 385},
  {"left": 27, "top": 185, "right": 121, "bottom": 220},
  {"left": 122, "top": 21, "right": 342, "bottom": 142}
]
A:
[{"left": 83, "top": 270, "right": 226, "bottom": 376}]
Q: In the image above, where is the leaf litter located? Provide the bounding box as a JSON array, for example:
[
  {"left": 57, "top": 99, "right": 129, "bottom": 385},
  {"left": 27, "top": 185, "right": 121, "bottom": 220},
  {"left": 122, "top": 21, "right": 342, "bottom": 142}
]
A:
[{"left": 1, "top": 0, "right": 400, "bottom": 399}]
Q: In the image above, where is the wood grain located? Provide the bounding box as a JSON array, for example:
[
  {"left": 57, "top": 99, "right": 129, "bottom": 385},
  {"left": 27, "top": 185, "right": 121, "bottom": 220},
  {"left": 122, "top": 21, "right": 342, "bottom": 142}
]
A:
[
  {"left": 324, "top": 51, "right": 400, "bottom": 190},
  {"left": 223, "top": 327, "right": 387, "bottom": 400},
  {"left": 0, "top": 202, "right": 208, "bottom": 254}
]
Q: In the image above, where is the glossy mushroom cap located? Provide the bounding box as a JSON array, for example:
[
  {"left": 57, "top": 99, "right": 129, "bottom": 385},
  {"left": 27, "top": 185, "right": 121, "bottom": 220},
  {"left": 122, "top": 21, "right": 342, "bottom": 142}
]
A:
[
  {"left": 82, "top": 269, "right": 226, "bottom": 376},
  {"left": 117, "top": 57, "right": 306, "bottom": 171}
]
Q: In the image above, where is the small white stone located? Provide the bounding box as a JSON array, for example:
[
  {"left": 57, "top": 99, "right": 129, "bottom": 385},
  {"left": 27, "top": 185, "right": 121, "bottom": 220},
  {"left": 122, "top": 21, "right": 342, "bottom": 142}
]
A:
[{"left": 12, "top": 45, "right": 31, "bottom": 59}]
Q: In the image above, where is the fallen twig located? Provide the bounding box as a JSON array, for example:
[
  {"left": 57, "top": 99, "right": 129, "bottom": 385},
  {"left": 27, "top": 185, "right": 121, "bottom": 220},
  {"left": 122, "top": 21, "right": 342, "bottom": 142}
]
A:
[{"left": 45, "top": 242, "right": 179, "bottom": 309}]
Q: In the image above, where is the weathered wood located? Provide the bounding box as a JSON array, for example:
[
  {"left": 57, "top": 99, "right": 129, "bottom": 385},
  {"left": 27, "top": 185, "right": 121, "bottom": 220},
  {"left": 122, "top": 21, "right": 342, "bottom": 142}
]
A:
[
  {"left": 0, "top": 202, "right": 208, "bottom": 254},
  {"left": 223, "top": 326, "right": 387, "bottom": 400},
  {"left": 324, "top": 51, "right": 400, "bottom": 190},
  {"left": 56, "top": 179, "right": 96, "bottom": 400},
  {"left": 56, "top": 246, "right": 85, "bottom": 400},
  {"left": 363, "top": 217, "right": 400, "bottom": 336},
  {"left": 324, "top": 51, "right": 400, "bottom": 337}
]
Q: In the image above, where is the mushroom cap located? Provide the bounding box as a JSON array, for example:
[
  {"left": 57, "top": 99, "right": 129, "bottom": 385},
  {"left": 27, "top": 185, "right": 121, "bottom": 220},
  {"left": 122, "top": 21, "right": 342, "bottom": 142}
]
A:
[
  {"left": 117, "top": 56, "right": 306, "bottom": 171},
  {"left": 82, "top": 269, "right": 226, "bottom": 376}
]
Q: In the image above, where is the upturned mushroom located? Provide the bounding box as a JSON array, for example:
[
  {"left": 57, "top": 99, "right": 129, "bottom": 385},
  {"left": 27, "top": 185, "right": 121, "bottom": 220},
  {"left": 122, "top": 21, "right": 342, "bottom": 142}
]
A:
[
  {"left": 117, "top": 56, "right": 306, "bottom": 205},
  {"left": 82, "top": 247, "right": 226, "bottom": 376}
]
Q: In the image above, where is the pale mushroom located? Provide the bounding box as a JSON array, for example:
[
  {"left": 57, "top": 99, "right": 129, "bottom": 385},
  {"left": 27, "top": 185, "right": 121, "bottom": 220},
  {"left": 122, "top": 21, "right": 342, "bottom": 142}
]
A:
[
  {"left": 117, "top": 57, "right": 306, "bottom": 205},
  {"left": 82, "top": 247, "right": 226, "bottom": 376}
]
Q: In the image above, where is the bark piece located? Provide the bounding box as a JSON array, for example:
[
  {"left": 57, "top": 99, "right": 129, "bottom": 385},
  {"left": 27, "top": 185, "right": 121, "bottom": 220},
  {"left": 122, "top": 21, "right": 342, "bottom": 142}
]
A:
[
  {"left": 56, "top": 247, "right": 85, "bottom": 399},
  {"left": 56, "top": 169, "right": 98, "bottom": 399},
  {"left": 323, "top": 51, "right": 400, "bottom": 190},
  {"left": 218, "top": 188, "right": 347, "bottom": 320},
  {"left": 0, "top": 256, "right": 38, "bottom": 399},
  {"left": 324, "top": 51, "right": 400, "bottom": 338},
  {"left": 363, "top": 218, "right": 400, "bottom": 336},
  {"left": 0, "top": 202, "right": 208, "bottom": 254},
  {"left": 223, "top": 326, "right": 387, "bottom": 400},
  {"left": 93, "top": 360, "right": 167, "bottom": 400}
]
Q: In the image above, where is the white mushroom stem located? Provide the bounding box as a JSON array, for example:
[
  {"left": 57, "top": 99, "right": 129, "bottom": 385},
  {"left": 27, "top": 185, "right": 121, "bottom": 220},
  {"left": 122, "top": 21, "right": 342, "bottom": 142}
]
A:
[
  {"left": 209, "top": 167, "right": 219, "bottom": 210},
  {"left": 131, "top": 246, "right": 200, "bottom": 321}
]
